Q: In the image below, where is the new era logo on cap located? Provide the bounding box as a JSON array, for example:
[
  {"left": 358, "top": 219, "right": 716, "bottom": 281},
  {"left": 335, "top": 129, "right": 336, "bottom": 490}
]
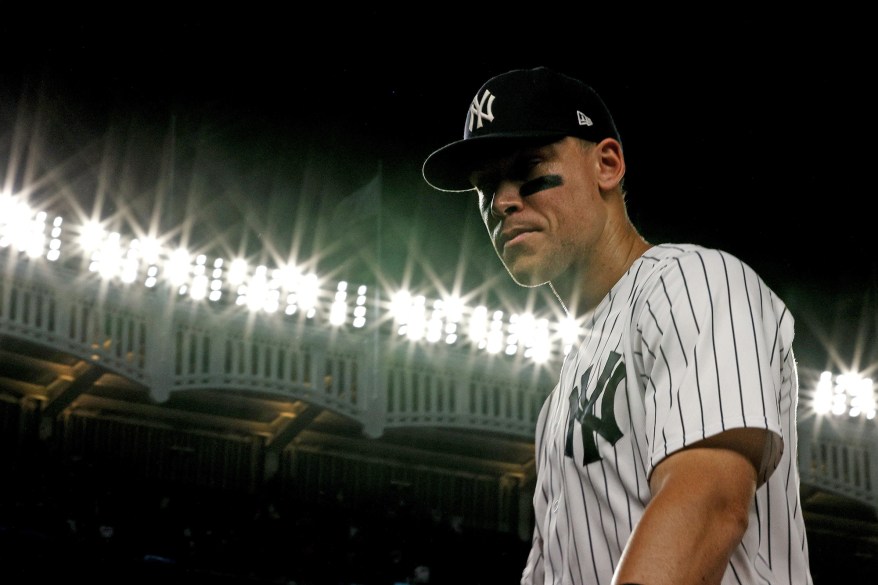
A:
[{"left": 422, "top": 67, "right": 620, "bottom": 192}]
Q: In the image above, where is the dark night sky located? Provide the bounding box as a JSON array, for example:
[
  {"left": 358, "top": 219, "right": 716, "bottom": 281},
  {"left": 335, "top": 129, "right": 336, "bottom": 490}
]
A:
[{"left": 1, "top": 14, "right": 875, "bottom": 373}]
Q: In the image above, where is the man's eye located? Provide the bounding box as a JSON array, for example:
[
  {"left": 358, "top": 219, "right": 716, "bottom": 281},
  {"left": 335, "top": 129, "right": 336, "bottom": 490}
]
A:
[
  {"left": 477, "top": 183, "right": 496, "bottom": 202},
  {"left": 512, "top": 158, "right": 542, "bottom": 181},
  {"left": 527, "top": 157, "right": 545, "bottom": 172}
]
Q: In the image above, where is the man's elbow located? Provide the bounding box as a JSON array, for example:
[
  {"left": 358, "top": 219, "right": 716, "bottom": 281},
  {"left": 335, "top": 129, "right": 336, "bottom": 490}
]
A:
[{"left": 718, "top": 494, "right": 751, "bottom": 542}]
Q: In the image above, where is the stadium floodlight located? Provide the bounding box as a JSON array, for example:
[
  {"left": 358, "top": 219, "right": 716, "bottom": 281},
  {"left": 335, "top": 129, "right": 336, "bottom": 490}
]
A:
[
  {"left": 426, "top": 300, "right": 444, "bottom": 344},
  {"left": 405, "top": 295, "right": 427, "bottom": 341},
  {"left": 120, "top": 244, "right": 140, "bottom": 284},
  {"left": 390, "top": 290, "right": 413, "bottom": 323},
  {"left": 812, "top": 371, "right": 833, "bottom": 415},
  {"left": 145, "top": 266, "right": 159, "bottom": 288},
  {"left": 166, "top": 248, "right": 192, "bottom": 289},
  {"left": 390, "top": 289, "right": 428, "bottom": 339},
  {"left": 23, "top": 211, "right": 47, "bottom": 259},
  {"left": 440, "top": 296, "right": 463, "bottom": 345},
  {"left": 139, "top": 236, "right": 162, "bottom": 266},
  {"left": 525, "top": 318, "right": 552, "bottom": 364},
  {"left": 209, "top": 258, "right": 224, "bottom": 301},
  {"left": 227, "top": 258, "right": 249, "bottom": 286},
  {"left": 486, "top": 310, "right": 505, "bottom": 354},
  {"left": 90, "top": 232, "right": 124, "bottom": 280},
  {"left": 813, "top": 370, "right": 877, "bottom": 419},
  {"left": 559, "top": 315, "right": 581, "bottom": 356},
  {"left": 244, "top": 266, "right": 269, "bottom": 312},
  {"left": 298, "top": 273, "right": 320, "bottom": 318},
  {"left": 329, "top": 281, "right": 349, "bottom": 326},
  {"left": 353, "top": 285, "right": 368, "bottom": 328},
  {"left": 48, "top": 218, "right": 63, "bottom": 257},
  {"left": 281, "top": 272, "right": 321, "bottom": 318},
  {"left": 469, "top": 305, "right": 489, "bottom": 345},
  {"left": 79, "top": 220, "right": 105, "bottom": 253},
  {"left": 0, "top": 196, "right": 46, "bottom": 258},
  {"left": 190, "top": 273, "right": 209, "bottom": 300}
]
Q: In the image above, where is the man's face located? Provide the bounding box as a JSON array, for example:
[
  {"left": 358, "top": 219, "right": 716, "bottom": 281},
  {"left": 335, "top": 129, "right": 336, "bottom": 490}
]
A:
[{"left": 469, "top": 137, "right": 607, "bottom": 287}]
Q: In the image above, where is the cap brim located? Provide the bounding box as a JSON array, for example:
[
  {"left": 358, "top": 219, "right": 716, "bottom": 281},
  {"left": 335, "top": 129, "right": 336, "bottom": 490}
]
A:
[{"left": 422, "top": 131, "right": 565, "bottom": 192}]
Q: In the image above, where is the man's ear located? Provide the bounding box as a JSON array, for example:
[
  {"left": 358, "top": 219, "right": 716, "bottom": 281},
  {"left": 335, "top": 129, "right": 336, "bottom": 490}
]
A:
[{"left": 595, "top": 138, "right": 625, "bottom": 191}]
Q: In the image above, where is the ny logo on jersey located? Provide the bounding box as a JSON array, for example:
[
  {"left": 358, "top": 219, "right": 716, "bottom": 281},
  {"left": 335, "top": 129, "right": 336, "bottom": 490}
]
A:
[
  {"left": 468, "top": 89, "right": 495, "bottom": 132},
  {"left": 564, "top": 350, "right": 625, "bottom": 465}
]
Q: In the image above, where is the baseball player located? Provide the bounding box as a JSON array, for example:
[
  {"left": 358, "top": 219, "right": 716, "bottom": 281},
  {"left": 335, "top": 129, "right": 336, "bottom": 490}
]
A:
[{"left": 421, "top": 67, "right": 813, "bottom": 584}]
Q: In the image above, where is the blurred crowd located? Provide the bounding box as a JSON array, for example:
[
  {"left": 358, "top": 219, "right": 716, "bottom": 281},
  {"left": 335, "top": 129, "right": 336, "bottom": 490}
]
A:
[{"left": 0, "top": 443, "right": 528, "bottom": 584}]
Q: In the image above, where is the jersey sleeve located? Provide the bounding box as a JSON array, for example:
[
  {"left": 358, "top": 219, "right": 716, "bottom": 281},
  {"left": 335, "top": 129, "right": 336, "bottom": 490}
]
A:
[{"left": 633, "top": 247, "right": 791, "bottom": 481}]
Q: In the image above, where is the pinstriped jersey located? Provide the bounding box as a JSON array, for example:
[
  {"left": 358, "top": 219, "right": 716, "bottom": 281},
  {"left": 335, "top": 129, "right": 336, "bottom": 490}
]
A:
[{"left": 521, "top": 244, "right": 813, "bottom": 585}]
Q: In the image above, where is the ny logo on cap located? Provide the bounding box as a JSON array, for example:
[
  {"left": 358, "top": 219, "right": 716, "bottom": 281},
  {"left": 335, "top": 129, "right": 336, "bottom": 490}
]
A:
[{"left": 468, "top": 89, "right": 495, "bottom": 132}]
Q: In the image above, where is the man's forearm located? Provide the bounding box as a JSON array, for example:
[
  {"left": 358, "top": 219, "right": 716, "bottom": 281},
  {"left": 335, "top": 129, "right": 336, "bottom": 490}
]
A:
[{"left": 611, "top": 447, "right": 756, "bottom": 585}]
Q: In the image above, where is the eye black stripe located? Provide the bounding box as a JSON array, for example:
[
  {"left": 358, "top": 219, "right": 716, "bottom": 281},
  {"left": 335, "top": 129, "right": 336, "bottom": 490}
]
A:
[{"left": 521, "top": 174, "right": 563, "bottom": 197}]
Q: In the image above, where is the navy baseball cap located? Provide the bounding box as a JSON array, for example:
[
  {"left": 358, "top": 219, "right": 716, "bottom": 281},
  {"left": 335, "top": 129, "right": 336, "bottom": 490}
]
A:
[{"left": 422, "top": 66, "right": 621, "bottom": 192}]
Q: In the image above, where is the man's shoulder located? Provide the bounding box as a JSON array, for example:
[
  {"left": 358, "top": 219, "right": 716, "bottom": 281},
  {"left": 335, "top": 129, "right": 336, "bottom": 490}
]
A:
[
  {"left": 628, "top": 243, "right": 762, "bottom": 294},
  {"left": 635, "top": 243, "right": 774, "bottom": 302},
  {"left": 642, "top": 242, "right": 719, "bottom": 261},
  {"left": 639, "top": 243, "right": 743, "bottom": 272}
]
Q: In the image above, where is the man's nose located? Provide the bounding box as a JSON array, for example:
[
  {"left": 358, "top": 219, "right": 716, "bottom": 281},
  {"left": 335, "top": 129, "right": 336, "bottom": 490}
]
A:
[{"left": 491, "top": 182, "right": 523, "bottom": 218}]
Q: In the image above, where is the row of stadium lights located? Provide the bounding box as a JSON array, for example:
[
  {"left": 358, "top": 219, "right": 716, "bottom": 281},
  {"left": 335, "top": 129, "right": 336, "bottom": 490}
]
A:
[
  {"left": 2, "top": 193, "right": 876, "bottom": 417},
  {"left": 0, "top": 194, "right": 575, "bottom": 363}
]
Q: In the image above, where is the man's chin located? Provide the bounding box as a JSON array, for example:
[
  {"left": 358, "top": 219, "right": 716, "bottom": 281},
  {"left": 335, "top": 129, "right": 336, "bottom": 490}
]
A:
[{"left": 506, "top": 267, "right": 548, "bottom": 288}]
